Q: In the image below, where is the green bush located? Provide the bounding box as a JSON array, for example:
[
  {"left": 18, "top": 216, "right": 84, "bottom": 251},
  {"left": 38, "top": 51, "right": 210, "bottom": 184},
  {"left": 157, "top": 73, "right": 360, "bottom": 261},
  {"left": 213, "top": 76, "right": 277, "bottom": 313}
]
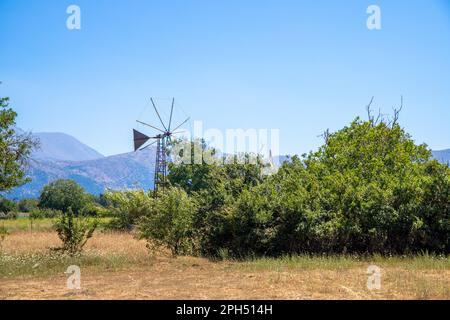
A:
[
  {"left": 138, "top": 187, "right": 197, "bottom": 256},
  {"left": 104, "top": 189, "right": 154, "bottom": 230},
  {"left": 53, "top": 208, "right": 97, "bottom": 256},
  {"left": 81, "top": 202, "right": 109, "bottom": 217},
  {"left": 39, "top": 179, "right": 90, "bottom": 214}
]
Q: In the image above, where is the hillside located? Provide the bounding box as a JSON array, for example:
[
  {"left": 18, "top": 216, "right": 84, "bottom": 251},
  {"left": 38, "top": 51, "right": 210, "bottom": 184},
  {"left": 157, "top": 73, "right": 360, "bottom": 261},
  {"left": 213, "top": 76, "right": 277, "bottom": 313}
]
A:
[
  {"left": 32, "top": 132, "right": 104, "bottom": 161},
  {"left": 3, "top": 131, "right": 155, "bottom": 199},
  {"left": 4, "top": 149, "right": 155, "bottom": 199}
]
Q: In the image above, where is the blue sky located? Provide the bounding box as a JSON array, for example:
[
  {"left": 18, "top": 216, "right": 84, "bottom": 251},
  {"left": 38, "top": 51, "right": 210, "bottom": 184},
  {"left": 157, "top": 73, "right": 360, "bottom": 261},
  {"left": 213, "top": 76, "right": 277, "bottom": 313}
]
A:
[{"left": 1, "top": 0, "right": 449, "bottom": 156}]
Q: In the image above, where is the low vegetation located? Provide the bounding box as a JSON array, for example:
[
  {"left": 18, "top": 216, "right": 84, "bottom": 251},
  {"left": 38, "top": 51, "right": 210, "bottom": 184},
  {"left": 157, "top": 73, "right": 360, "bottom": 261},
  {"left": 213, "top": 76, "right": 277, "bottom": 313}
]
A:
[
  {"left": 52, "top": 208, "right": 98, "bottom": 256},
  {"left": 0, "top": 229, "right": 448, "bottom": 299}
]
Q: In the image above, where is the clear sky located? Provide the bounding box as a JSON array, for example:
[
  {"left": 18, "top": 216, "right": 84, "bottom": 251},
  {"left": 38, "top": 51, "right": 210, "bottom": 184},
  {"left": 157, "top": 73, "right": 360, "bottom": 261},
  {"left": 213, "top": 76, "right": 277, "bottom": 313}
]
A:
[{"left": 1, "top": 0, "right": 449, "bottom": 157}]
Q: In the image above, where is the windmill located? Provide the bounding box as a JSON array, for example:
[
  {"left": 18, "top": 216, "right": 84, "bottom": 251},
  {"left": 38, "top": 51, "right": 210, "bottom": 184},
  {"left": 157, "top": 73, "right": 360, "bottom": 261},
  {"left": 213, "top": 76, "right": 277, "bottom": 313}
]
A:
[{"left": 133, "top": 98, "right": 190, "bottom": 196}]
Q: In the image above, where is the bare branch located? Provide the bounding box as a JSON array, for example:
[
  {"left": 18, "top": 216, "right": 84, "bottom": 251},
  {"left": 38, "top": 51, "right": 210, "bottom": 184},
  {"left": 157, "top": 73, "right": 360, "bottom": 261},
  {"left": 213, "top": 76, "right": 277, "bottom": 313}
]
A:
[
  {"left": 366, "top": 96, "right": 375, "bottom": 126},
  {"left": 392, "top": 95, "right": 403, "bottom": 127}
]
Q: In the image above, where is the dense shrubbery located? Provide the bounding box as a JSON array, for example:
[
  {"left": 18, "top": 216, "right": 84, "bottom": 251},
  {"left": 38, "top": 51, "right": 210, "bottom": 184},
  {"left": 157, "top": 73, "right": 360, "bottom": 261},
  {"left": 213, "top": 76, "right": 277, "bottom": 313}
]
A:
[
  {"left": 133, "top": 116, "right": 450, "bottom": 257},
  {"left": 138, "top": 187, "right": 197, "bottom": 255},
  {"left": 103, "top": 189, "right": 153, "bottom": 230}
]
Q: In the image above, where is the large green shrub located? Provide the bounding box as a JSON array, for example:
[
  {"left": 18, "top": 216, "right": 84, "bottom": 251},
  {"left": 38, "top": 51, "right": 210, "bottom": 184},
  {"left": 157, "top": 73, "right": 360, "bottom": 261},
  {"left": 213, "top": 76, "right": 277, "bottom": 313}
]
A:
[
  {"left": 229, "top": 118, "right": 450, "bottom": 255},
  {"left": 104, "top": 189, "right": 153, "bottom": 230},
  {"left": 138, "top": 187, "right": 197, "bottom": 256}
]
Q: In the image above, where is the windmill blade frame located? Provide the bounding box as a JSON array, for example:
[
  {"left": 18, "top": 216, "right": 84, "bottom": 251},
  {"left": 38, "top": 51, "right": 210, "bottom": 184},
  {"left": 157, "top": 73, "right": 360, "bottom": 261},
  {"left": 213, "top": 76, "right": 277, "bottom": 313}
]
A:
[
  {"left": 168, "top": 98, "right": 174, "bottom": 131},
  {"left": 151, "top": 98, "right": 167, "bottom": 131},
  {"left": 139, "top": 139, "right": 158, "bottom": 151},
  {"left": 171, "top": 117, "right": 190, "bottom": 132},
  {"left": 136, "top": 120, "right": 165, "bottom": 133}
]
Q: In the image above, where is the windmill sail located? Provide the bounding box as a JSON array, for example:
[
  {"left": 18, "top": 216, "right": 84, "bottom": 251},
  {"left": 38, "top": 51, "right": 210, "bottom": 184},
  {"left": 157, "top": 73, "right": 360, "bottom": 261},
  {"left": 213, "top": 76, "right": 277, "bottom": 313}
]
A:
[{"left": 133, "top": 129, "right": 151, "bottom": 151}]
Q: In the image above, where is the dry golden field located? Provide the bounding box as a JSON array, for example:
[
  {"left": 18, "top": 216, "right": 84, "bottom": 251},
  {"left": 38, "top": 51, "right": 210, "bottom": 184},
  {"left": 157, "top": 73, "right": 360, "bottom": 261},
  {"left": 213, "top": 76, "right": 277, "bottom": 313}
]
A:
[{"left": 0, "top": 228, "right": 449, "bottom": 300}]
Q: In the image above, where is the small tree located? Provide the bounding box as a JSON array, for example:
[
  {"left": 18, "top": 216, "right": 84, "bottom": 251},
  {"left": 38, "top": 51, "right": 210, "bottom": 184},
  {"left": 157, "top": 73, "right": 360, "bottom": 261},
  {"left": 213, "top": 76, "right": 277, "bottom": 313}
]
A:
[
  {"left": 0, "top": 96, "right": 38, "bottom": 192},
  {"left": 39, "top": 179, "right": 89, "bottom": 214},
  {"left": 53, "top": 208, "right": 97, "bottom": 256}
]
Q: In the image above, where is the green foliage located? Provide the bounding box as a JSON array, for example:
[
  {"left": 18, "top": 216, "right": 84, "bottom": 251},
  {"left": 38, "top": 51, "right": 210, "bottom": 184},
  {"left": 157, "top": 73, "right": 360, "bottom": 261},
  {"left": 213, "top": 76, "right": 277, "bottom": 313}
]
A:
[
  {"left": 53, "top": 208, "right": 97, "bottom": 256},
  {"left": 228, "top": 118, "right": 450, "bottom": 255},
  {"left": 17, "top": 198, "right": 39, "bottom": 213},
  {"left": 138, "top": 187, "right": 197, "bottom": 256},
  {"left": 0, "top": 198, "right": 17, "bottom": 214},
  {"left": 104, "top": 189, "right": 154, "bottom": 230},
  {"left": 157, "top": 115, "right": 450, "bottom": 257},
  {"left": 39, "top": 179, "right": 90, "bottom": 214},
  {"left": 29, "top": 208, "right": 61, "bottom": 219},
  {"left": 0, "top": 97, "right": 38, "bottom": 192},
  {"left": 81, "top": 202, "right": 109, "bottom": 217},
  {"left": 167, "top": 140, "right": 268, "bottom": 256}
]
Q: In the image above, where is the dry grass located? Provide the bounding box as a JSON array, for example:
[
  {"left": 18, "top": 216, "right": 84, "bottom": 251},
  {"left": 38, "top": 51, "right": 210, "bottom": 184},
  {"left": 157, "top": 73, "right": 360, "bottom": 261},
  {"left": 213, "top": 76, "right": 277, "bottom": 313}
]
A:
[{"left": 0, "top": 231, "right": 449, "bottom": 300}]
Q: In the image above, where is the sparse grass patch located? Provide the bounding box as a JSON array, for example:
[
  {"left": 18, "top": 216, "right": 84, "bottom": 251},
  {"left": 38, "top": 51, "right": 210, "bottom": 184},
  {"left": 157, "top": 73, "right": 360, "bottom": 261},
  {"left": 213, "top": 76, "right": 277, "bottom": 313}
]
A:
[
  {"left": 0, "top": 217, "right": 112, "bottom": 233},
  {"left": 1, "top": 217, "right": 54, "bottom": 233},
  {"left": 233, "top": 255, "right": 365, "bottom": 272},
  {"left": 0, "top": 251, "right": 154, "bottom": 278},
  {"left": 232, "top": 253, "right": 450, "bottom": 273},
  {"left": 1, "top": 231, "right": 448, "bottom": 299}
]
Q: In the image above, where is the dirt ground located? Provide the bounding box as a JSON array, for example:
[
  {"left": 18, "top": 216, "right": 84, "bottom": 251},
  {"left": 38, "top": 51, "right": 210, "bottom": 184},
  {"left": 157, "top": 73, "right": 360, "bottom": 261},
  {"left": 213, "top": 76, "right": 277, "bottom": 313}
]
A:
[{"left": 1, "top": 232, "right": 449, "bottom": 300}]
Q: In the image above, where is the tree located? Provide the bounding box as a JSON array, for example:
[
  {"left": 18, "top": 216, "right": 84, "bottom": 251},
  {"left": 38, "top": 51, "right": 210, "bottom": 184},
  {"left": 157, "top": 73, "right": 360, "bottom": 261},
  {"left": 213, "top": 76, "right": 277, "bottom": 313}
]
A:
[
  {"left": 39, "top": 179, "right": 89, "bottom": 214},
  {"left": 0, "top": 97, "right": 38, "bottom": 192}
]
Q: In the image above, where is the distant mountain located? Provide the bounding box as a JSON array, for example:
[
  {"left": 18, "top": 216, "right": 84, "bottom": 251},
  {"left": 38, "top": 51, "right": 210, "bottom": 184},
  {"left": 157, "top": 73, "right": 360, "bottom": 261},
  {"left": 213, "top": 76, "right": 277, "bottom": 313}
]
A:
[
  {"left": 4, "top": 149, "right": 155, "bottom": 199},
  {"left": 2, "top": 131, "right": 155, "bottom": 199},
  {"left": 32, "top": 132, "right": 104, "bottom": 161},
  {"left": 432, "top": 149, "right": 450, "bottom": 164}
]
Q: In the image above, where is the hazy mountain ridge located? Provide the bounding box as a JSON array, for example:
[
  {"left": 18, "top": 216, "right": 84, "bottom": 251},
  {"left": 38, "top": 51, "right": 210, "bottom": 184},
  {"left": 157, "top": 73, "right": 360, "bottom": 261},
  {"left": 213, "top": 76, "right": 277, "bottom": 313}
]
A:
[
  {"left": 4, "top": 149, "right": 156, "bottom": 199},
  {"left": 32, "top": 132, "right": 104, "bottom": 161},
  {"left": 3, "top": 131, "right": 155, "bottom": 199}
]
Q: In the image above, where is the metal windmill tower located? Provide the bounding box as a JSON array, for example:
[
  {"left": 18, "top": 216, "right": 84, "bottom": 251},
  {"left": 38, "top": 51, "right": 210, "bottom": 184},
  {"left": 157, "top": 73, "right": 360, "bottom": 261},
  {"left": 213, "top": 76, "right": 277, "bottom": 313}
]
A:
[{"left": 133, "top": 98, "right": 189, "bottom": 196}]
